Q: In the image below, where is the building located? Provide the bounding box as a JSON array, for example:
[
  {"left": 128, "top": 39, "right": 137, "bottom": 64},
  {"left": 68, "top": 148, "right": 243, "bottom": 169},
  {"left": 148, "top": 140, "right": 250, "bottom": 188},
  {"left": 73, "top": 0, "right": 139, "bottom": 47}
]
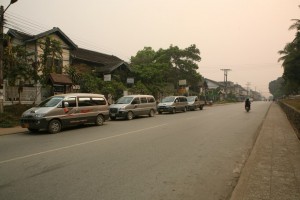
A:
[{"left": 4, "top": 27, "right": 131, "bottom": 104}]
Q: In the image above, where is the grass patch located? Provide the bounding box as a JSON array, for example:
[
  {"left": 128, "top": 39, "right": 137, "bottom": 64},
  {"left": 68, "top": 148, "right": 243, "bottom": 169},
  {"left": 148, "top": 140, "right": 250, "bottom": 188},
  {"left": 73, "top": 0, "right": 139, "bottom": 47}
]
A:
[
  {"left": 0, "top": 104, "right": 33, "bottom": 128},
  {"left": 282, "top": 99, "right": 300, "bottom": 111}
]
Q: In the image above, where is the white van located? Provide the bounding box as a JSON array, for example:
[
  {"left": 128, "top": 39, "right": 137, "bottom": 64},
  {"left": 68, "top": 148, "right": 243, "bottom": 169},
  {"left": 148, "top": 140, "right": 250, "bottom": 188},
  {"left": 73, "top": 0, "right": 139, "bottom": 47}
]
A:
[
  {"left": 157, "top": 96, "right": 188, "bottom": 114},
  {"left": 20, "top": 93, "right": 109, "bottom": 134},
  {"left": 109, "top": 95, "right": 157, "bottom": 120}
]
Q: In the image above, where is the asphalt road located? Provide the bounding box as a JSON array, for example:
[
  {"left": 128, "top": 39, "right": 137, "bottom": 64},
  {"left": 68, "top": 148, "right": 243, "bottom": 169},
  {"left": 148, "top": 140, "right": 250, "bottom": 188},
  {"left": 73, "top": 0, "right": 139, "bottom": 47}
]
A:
[{"left": 0, "top": 102, "right": 271, "bottom": 200}]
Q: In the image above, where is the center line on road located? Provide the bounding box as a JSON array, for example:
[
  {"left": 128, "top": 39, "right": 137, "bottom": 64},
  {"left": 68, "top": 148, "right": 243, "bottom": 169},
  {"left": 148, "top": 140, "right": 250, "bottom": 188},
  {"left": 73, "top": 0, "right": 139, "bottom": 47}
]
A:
[{"left": 0, "top": 123, "right": 168, "bottom": 165}]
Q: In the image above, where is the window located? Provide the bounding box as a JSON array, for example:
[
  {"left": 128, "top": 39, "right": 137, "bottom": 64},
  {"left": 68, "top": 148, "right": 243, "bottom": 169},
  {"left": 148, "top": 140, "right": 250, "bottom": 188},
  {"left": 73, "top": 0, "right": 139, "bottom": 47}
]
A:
[
  {"left": 78, "top": 97, "right": 107, "bottom": 106},
  {"left": 38, "top": 96, "right": 64, "bottom": 107},
  {"left": 179, "top": 97, "right": 187, "bottom": 102},
  {"left": 147, "top": 97, "right": 155, "bottom": 103},
  {"left": 91, "top": 97, "right": 106, "bottom": 105},
  {"left": 46, "top": 58, "right": 63, "bottom": 74},
  {"left": 140, "top": 97, "right": 147, "bottom": 103},
  {"left": 64, "top": 97, "right": 76, "bottom": 107},
  {"left": 132, "top": 98, "right": 140, "bottom": 104},
  {"left": 78, "top": 97, "right": 92, "bottom": 107}
]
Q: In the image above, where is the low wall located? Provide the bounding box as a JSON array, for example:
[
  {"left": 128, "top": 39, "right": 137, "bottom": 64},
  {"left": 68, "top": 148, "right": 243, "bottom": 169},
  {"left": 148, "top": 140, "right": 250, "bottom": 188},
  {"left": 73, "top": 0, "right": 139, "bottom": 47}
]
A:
[{"left": 278, "top": 101, "right": 300, "bottom": 139}]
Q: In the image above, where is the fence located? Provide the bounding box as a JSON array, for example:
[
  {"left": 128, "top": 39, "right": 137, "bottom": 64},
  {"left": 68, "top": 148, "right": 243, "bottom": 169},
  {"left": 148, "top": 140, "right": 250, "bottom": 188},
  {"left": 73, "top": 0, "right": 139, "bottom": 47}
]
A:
[
  {"left": 278, "top": 101, "right": 300, "bottom": 139},
  {"left": 4, "top": 85, "right": 42, "bottom": 105}
]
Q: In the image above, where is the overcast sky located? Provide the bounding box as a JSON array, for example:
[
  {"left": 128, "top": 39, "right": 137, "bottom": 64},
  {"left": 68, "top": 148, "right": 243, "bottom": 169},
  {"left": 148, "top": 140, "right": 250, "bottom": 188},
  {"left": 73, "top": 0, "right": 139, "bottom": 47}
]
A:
[{"left": 2, "top": 0, "right": 300, "bottom": 97}]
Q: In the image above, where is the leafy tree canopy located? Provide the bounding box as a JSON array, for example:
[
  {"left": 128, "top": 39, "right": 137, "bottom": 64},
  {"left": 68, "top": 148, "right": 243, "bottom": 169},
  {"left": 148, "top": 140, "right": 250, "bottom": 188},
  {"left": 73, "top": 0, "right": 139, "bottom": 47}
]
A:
[
  {"left": 269, "top": 77, "right": 284, "bottom": 98},
  {"left": 38, "top": 36, "right": 63, "bottom": 85},
  {"left": 3, "top": 42, "right": 34, "bottom": 86},
  {"left": 130, "top": 44, "right": 202, "bottom": 97},
  {"left": 278, "top": 17, "right": 300, "bottom": 94}
]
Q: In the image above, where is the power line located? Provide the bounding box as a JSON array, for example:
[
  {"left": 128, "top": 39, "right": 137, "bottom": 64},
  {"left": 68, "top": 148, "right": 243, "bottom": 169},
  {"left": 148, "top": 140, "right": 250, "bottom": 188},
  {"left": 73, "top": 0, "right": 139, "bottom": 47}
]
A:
[{"left": 3, "top": 11, "right": 126, "bottom": 59}]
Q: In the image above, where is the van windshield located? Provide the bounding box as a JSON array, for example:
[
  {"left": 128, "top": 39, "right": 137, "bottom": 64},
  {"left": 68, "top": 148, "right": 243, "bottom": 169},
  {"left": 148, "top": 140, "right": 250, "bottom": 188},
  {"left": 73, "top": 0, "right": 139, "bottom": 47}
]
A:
[
  {"left": 38, "top": 96, "right": 64, "bottom": 107},
  {"left": 162, "top": 96, "right": 175, "bottom": 103},
  {"left": 116, "top": 97, "right": 133, "bottom": 104}
]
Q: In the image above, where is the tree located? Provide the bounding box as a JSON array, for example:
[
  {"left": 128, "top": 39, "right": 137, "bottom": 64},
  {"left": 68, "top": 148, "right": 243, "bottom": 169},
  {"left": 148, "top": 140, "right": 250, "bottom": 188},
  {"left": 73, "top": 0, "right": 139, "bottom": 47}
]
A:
[
  {"left": 269, "top": 77, "right": 284, "bottom": 98},
  {"left": 128, "top": 80, "right": 150, "bottom": 95},
  {"left": 278, "top": 17, "right": 300, "bottom": 94},
  {"left": 130, "top": 44, "right": 203, "bottom": 97},
  {"left": 38, "top": 36, "right": 63, "bottom": 86},
  {"left": 65, "top": 64, "right": 127, "bottom": 101},
  {"left": 156, "top": 44, "right": 202, "bottom": 89},
  {"left": 3, "top": 38, "right": 34, "bottom": 104},
  {"left": 130, "top": 47, "right": 168, "bottom": 97}
]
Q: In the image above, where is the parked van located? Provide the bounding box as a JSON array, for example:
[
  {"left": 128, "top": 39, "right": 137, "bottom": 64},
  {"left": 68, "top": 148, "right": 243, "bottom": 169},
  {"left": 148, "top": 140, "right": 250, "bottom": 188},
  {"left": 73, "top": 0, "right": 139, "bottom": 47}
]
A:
[
  {"left": 186, "top": 96, "right": 205, "bottom": 111},
  {"left": 109, "top": 95, "right": 157, "bottom": 120},
  {"left": 157, "top": 96, "right": 188, "bottom": 114},
  {"left": 20, "top": 93, "right": 109, "bottom": 134}
]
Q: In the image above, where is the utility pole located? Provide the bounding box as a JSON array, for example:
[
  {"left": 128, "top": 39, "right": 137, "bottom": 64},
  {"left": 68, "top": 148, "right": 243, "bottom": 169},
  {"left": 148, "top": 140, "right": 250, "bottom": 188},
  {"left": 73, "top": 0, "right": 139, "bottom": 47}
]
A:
[
  {"left": 0, "top": 5, "right": 5, "bottom": 113},
  {"left": 220, "top": 68, "right": 231, "bottom": 98},
  {"left": 0, "top": 0, "right": 18, "bottom": 113},
  {"left": 246, "top": 82, "right": 251, "bottom": 97}
]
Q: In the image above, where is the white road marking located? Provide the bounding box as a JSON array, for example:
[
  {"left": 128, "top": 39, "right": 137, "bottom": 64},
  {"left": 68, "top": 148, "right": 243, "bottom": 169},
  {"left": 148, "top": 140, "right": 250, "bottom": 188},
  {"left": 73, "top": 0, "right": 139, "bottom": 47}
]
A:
[{"left": 0, "top": 123, "right": 168, "bottom": 165}]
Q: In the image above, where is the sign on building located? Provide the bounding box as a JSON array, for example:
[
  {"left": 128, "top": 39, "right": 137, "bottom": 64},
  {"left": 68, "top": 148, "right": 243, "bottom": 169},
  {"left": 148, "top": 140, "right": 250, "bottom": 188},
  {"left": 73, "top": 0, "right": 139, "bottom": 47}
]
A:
[
  {"left": 104, "top": 74, "right": 111, "bottom": 81},
  {"left": 179, "top": 79, "right": 186, "bottom": 86},
  {"left": 127, "top": 78, "right": 134, "bottom": 84}
]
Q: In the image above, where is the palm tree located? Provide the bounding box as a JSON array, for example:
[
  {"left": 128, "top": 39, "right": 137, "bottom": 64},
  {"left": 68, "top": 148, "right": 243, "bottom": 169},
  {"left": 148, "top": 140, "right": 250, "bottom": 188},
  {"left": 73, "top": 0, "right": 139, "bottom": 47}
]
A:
[{"left": 278, "top": 13, "right": 300, "bottom": 94}]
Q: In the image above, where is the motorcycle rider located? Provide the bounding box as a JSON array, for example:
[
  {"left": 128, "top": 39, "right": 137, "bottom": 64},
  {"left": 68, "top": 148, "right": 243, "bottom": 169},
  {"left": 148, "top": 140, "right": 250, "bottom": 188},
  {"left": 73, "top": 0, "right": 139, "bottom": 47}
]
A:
[{"left": 245, "top": 98, "right": 251, "bottom": 110}]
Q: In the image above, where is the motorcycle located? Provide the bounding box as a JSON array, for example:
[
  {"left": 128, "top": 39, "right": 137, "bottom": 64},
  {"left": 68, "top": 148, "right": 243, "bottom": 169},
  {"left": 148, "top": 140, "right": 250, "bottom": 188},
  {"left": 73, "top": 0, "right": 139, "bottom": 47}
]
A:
[{"left": 245, "top": 106, "right": 250, "bottom": 112}]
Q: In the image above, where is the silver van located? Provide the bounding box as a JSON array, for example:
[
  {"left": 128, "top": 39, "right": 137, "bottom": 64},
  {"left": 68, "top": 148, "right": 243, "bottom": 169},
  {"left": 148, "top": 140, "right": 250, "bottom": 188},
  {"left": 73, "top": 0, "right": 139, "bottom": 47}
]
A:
[
  {"left": 109, "top": 95, "right": 157, "bottom": 120},
  {"left": 157, "top": 96, "right": 188, "bottom": 114},
  {"left": 20, "top": 93, "right": 109, "bottom": 134}
]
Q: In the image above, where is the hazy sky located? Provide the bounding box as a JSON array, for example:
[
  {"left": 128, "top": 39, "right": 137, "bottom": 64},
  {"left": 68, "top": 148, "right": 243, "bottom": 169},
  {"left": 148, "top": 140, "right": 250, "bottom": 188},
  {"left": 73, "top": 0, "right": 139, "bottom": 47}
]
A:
[{"left": 2, "top": 0, "right": 300, "bottom": 97}]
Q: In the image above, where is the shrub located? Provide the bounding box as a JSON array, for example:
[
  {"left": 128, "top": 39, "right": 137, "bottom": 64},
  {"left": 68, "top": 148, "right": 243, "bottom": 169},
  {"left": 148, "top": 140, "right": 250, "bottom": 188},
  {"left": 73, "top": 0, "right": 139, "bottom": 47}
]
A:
[{"left": 0, "top": 104, "right": 32, "bottom": 128}]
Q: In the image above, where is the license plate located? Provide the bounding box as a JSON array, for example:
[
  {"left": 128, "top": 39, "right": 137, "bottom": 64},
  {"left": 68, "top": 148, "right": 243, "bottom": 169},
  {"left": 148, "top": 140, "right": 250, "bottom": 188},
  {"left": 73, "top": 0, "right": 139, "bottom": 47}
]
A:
[{"left": 111, "top": 113, "right": 115, "bottom": 117}]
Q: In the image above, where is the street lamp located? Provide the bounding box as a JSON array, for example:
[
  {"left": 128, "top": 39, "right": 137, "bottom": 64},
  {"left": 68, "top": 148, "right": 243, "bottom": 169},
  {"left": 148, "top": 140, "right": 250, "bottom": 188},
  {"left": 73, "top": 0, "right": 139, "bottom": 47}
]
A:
[{"left": 0, "top": 0, "right": 18, "bottom": 113}]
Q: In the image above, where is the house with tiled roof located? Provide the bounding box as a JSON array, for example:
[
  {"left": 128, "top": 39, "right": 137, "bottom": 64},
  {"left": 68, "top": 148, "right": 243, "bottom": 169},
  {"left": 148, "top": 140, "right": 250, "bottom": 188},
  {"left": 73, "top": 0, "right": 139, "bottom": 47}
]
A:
[
  {"left": 71, "top": 48, "right": 131, "bottom": 83},
  {"left": 4, "top": 27, "right": 131, "bottom": 104},
  {"left": 8, "top": 27, "right": 78, "bottom": 68},
  {"left": 5, "top": 27, "right": 78, "bottom": 102}
]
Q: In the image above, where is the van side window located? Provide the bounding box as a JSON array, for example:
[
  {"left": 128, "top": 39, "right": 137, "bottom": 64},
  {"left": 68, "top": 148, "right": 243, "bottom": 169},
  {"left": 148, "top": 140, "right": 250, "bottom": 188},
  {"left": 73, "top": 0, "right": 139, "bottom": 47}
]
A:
[
  {"left": 140, "top": 97, "right": 147, "bottom": 103},
  {"left": 180, "top": 97, "right": 187, "bottom": 102},
  {"left": 91, "top": 97, "right": 107, "bottom": 105},
  {"left": 65, "top": 97, "right": 76, "bottom": 107},
  {"left": 132, "top": 98, "right": 140, "bottom": 104},
  {"left": 78, "top": 97, "right": 92, "bottom": 107},
  {"left": 147, "top": 97, "right": 155, "bottom": 103}
]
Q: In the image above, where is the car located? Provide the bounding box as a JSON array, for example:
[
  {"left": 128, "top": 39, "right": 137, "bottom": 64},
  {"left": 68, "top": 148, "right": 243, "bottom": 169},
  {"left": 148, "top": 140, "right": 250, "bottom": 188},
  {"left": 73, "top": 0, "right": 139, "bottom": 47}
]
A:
[
  {"left": 186, "top": 96, "right": 205, "bottom": 111},
  {"left": 157, "top": 96, "right": 188, "bottom": 114},
  {"left": 109, "top": 95, "right": 157, "bottom": 120},
  {"left": 20, "top": 93, "right": 110, "bottom": 134}
]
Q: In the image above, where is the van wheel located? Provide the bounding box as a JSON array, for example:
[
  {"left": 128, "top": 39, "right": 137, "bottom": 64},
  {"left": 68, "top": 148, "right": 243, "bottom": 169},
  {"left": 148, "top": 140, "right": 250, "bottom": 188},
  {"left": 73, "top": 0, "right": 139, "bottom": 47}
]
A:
[
  {"left": 149, "top": 109, "right": 155, "bottom": 117},
  {"left": 127, "top": 111, "right": 134, "bottom": 120},
  {"left": 171, "top": 108, "right": 176, "bottom": 114},
  {"left": 200, "top": 105, "right": 203, "bottom": 110},
  {"left": 95, "top": 115, "right": 104, "bottom": 126},
  {"left": 48, "top": 119, "right": 61, "bottom": 134}
]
